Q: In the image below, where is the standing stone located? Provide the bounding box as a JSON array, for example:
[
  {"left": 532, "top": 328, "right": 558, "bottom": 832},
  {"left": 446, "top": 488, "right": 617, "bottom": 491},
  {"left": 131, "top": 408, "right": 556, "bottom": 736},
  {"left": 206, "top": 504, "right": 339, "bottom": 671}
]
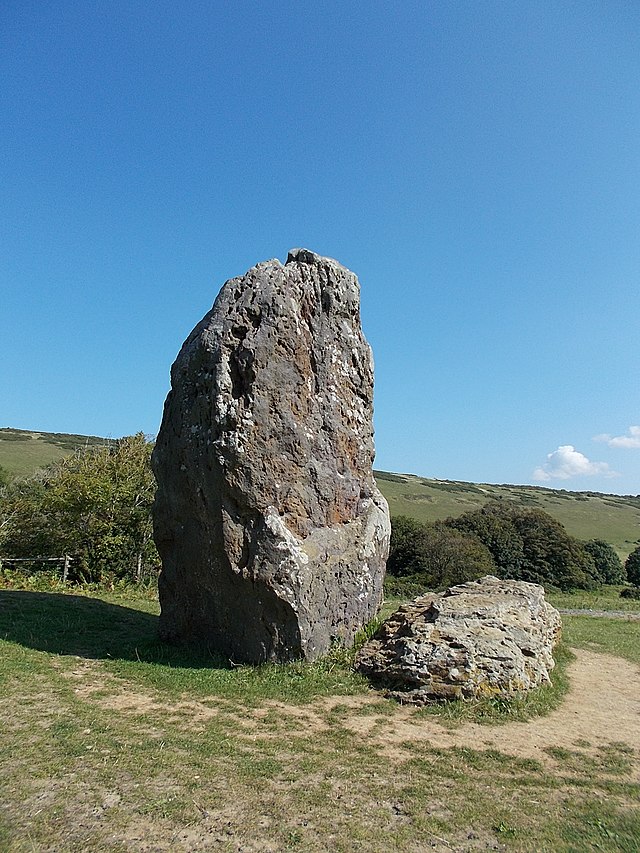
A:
[{"left": 152, "top": 249, "right": 390, "bottom": 663}]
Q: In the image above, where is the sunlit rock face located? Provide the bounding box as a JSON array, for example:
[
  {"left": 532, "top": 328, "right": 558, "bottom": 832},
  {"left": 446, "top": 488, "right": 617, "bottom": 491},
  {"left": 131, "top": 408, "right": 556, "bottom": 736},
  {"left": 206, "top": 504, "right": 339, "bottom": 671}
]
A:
[
  {"left": 152, "top": 249, "right": 390, "bottom": 663},
  {"left": 356, "top": 576, "right": 562, "bottom": 703}
]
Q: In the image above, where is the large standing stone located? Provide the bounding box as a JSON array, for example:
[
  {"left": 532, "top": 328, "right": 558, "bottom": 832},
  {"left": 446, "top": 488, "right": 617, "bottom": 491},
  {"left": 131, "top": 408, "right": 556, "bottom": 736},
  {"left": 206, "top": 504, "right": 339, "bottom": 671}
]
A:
[
  {"left": 152, "top": 249, "right": 390, "bottom": 663},
  {"left": 355, "top": 576, "right": 562, "bottom": 703}
]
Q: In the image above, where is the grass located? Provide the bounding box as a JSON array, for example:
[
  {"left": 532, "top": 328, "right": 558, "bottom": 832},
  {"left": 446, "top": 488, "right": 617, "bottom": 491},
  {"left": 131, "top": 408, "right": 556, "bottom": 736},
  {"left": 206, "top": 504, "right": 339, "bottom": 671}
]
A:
[
  {"left": 1, "top": 576, "right": 639, "bottom": 851},
  {"left": 544, "top": 583, "right": 640, "bottom": 666},
  {"left": 561, "top": 614, "right": 640, "bottom": 666},
  {"left": 547, "top": 584, "right": 640, "bottom": 613},
  {"left": 0, "top": 581, "right": 368, "bottom": 704},
  {"left": 374, "top": 470, "right": 640, "bottom": 561},
  {"left": 0, "top": 427, "right": 110, "bottom": 478}
]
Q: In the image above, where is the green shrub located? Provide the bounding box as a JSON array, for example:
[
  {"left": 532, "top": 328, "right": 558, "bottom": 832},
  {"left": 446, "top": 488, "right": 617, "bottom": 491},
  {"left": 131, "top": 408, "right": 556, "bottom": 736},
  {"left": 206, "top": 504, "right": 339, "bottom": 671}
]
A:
[
  {"left": 625, "top": 545, "right": 640, "bottom": 587},
  {"left": 446, "top": 502, "right": 597, "bottom": 590},
  {"left": 620, "top": 586, "right": 640, "bottom": 600},
  {"left": 387, "top": 515, "right": 495, "bottom": 591},
  {"left": 447, "top": 502, "right": 525, "bottom": 578},
  {"left": 0, "top": 434, "right": 157, "bottom": 584},
  {"left": 583, "top": 539, "right": 625, "bottom": 585}
]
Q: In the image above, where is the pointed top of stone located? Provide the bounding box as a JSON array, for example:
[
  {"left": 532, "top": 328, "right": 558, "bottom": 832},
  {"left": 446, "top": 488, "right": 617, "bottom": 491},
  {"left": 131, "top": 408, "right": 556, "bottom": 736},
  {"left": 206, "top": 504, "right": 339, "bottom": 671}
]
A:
[{"left": 286, "top": 248, "right": 350, "bottom": 272}]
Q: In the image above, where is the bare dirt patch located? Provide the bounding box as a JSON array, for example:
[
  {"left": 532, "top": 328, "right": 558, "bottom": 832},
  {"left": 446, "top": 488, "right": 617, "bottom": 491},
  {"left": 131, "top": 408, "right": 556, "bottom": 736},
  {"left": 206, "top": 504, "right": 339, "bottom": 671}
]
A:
[
  {"left": 242, "top": 650, "right": 640, "bottom": 777},
  {"left": 61, "top": 649, "right": 640, "bottom": 770},
  {"left": 338, "top": 649, "right": 640, "bottom": 769}
]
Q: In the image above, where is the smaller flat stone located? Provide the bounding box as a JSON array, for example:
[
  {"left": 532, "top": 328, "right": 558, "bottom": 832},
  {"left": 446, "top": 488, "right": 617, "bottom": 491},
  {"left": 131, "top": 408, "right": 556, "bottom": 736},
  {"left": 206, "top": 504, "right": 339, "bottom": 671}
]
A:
[{"left": 355, "top": 576, "right": 562, "bottom": 703}]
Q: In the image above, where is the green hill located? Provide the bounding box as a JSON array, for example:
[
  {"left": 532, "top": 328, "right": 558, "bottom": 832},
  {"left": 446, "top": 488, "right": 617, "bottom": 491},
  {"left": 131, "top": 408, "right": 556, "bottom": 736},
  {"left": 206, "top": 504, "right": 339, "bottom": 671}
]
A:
[
  {"left": 0, "top": 428, "right": 111, "bottom": 479},
  {"left": 375, "top": 470, "right": 640, "bottom": 561},
  {"left": 1, "top": 429, "right": 638, "bottom": 561}
]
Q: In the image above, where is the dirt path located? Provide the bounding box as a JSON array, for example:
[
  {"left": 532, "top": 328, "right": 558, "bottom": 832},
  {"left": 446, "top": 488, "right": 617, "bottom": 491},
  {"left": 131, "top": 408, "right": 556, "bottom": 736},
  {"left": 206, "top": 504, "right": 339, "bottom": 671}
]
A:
[
  {"left": 63, "top": 648, "right": 640, "bottom": 772},
  {"left": 341, "top": 649, "right": 640, "bottom": 766},
  {"left": 256, "top": 649, "right": 640, "bottom": 772}
]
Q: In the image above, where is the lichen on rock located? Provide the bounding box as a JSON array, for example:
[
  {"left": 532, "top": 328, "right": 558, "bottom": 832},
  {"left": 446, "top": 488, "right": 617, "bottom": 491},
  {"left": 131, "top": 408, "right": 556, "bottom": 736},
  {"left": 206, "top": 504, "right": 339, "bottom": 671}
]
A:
[
  {"left": 152, "top": 249, "right": 390, "bottom": 663},
  {"left": 355, "top": 576, "right": 562, "bottom": 703}
]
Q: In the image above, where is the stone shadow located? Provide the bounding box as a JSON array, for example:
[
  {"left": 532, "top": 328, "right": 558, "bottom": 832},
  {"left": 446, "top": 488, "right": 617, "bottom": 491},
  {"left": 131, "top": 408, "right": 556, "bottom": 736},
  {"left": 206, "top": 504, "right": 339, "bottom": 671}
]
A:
[{"left": 0, "top": 589, "right": 228, "bottom": 668}]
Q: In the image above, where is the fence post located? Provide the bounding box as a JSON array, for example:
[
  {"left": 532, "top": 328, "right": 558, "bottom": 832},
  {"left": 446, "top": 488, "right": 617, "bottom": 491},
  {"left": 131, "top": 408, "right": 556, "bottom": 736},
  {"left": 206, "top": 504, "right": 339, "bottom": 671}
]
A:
[{"left": 63, "top": 555, "right": 70, "bottom": 583}]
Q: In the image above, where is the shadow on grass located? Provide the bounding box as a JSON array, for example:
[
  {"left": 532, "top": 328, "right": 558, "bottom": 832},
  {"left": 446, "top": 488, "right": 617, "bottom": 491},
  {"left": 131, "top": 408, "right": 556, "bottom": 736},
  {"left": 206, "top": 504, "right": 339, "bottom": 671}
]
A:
[{"left": 0, "top": 590, "right": 229, "bottom": 669}]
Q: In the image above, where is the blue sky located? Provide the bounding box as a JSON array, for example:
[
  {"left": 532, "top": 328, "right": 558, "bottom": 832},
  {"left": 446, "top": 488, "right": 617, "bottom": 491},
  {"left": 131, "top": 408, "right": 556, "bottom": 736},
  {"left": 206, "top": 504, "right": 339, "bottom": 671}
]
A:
[{"left": 2, "top": 2, "right": 639, "bottom": 495}]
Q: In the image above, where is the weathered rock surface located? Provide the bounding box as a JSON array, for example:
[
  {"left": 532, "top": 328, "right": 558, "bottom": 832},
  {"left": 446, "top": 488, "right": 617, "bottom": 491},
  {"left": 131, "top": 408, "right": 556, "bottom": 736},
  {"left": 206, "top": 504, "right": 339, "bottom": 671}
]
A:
[
  {"left": 152, "top": 249, "right": 390, "bottom": 663},
  {"left": 355, "top": 576, "right": 561, "bottom": 703}
]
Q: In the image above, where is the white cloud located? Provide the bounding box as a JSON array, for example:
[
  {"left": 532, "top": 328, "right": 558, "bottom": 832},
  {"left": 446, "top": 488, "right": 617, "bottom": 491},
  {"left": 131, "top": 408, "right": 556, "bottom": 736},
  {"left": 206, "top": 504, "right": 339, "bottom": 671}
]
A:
[
  {"left": 593, "top": 425, "right": 640, "bottom": 449},
  {"left": 533, "top": 445, "right": 617, "bottom": 482}
]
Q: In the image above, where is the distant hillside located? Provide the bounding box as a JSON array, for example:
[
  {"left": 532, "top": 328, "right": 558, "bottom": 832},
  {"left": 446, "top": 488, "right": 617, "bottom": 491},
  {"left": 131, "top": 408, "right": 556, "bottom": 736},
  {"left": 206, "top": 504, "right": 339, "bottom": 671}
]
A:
[
  {"left": 1, "top": 429, "right": 638, "bottom": 561},
  {"left": 0, "top": 428, "right": 111, "bottom": 478},
  {"left": 374, "top": 470, "right": 640, "bottom": 562}
]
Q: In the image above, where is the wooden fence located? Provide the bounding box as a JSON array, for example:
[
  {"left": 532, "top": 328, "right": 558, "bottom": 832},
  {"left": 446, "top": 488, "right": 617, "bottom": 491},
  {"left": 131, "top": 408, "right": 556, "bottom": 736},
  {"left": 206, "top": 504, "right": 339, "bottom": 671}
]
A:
[{"left": 0, "top": 555, "right": 74, "bottom": 582}]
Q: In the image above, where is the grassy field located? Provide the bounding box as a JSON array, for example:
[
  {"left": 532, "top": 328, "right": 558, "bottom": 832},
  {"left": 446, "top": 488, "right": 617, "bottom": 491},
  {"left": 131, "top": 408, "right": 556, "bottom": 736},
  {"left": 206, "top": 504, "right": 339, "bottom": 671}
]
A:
[
  {"left": 375, "top": 471, "right": 640, "bottom": 561},
  {"left": 0, "top": 428, "right": 111, "bottom": 478},
  {"left": 1, "top": 576, "right": 639, "bottom": 852},
  {"left": 547, "top": 585, "right": 640, "bottom": 614}
]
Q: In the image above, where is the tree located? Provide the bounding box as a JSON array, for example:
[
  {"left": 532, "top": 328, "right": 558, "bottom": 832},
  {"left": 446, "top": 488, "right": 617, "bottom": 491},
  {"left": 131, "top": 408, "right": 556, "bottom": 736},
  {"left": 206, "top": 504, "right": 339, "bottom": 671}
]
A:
[
  {"left": 583, "top": 539, "right": 625, "bottom": 585},
  {"left": 625, "top": 545, "right": 640, "bottom": 587},
  {"left": 387, "top": 516, "right": 433, "bottom": 578},
  {"left": 446, "top": 502, "right": 525, "bottom": 578},
  {"left": 0, "top": 434, "right": 157, "bottom": 583},
  {"left": 511, "top": 508, "right": 596, "bottom": 590},
  {"left": 446, "top": 501, "right": 597, "bottom": 590},
  {"left": 387, "top": 515, "right": 495, "bottom": 592},
  {"left": 0, "top": 472, "right": 50, "bottom": 555}
]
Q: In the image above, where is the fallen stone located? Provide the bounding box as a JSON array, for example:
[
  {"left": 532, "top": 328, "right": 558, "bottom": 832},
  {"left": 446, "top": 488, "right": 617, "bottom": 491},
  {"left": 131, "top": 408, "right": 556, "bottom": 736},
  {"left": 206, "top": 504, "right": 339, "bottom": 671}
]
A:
[
  {"left": 152, "top": 249, "right": 390, "bottom": 663},
  {"left": 355, "top": 576, "right": 561, "bottom": 703}
]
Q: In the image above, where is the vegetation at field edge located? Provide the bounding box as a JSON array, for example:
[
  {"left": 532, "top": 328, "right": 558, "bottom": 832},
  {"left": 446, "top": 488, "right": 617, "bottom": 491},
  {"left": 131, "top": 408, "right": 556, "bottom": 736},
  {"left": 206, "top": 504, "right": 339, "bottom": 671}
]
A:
[
  {"left": 375, "top": 470, "right": 640, "bottom": 562},
  {"left": 2, "top": 427, "right": 638, "bottom": 562}
]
